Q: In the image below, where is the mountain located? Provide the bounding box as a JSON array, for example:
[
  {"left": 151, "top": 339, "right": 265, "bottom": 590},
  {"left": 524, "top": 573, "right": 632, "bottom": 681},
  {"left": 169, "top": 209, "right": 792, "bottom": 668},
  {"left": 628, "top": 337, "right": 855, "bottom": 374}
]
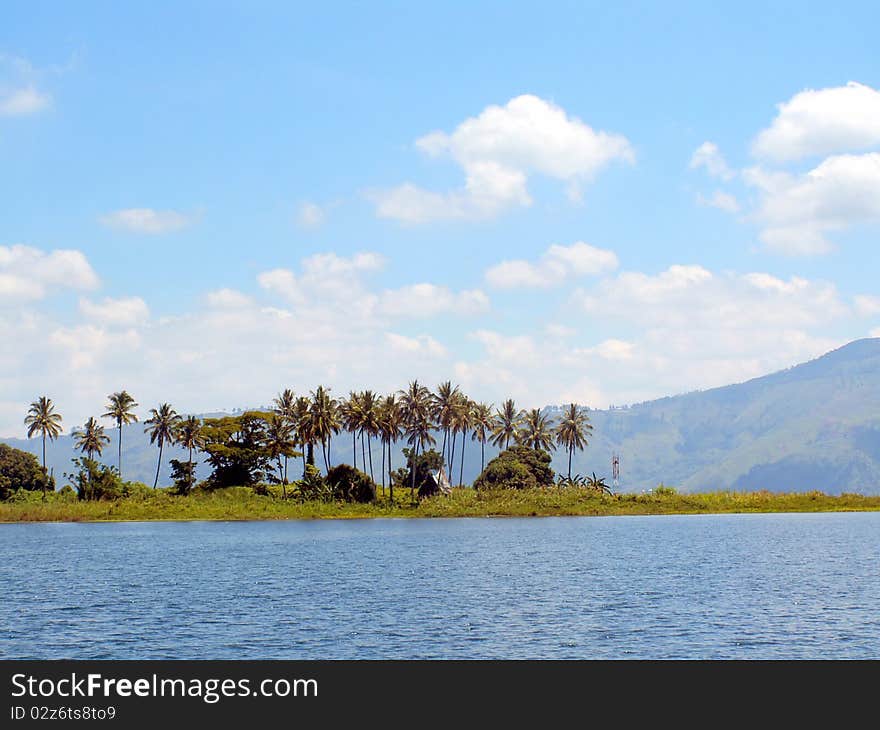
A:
[{"left": 4, "top": 339, "right": 880, "bottom": 494}]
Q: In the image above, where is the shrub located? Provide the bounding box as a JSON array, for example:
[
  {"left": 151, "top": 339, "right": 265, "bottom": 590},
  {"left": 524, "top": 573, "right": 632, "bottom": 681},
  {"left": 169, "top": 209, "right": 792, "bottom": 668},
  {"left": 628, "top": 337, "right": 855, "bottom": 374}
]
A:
[
  {"left": 169, "top": 459, "right": 197, "bottom": 495},
  {"left": 653, "top": 484, "right": 678, "bottom": 497},
  {"left": 66, "top": 458, "right": 124, "bottom": 501},
  {"left": 474, "top": 446, "right": 555, "bottom": 490},
  {"left": 296, "top": 464, "right": 333, "bottom": 502},
  {"left": 399, "top": 448, "right": 444, "bottom": 496},
  {"left": 0, "top": 444, "right": 53, "bottom": 500},
  {"left": 326, "top": 464, "right": 376, "bottom": 503}
]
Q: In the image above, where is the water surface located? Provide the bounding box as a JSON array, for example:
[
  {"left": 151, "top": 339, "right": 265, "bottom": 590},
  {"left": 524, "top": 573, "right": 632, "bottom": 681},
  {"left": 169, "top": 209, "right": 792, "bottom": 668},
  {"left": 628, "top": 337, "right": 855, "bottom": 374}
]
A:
[{"left": 2, "top": 512, "right": 878, "bottom": 658}]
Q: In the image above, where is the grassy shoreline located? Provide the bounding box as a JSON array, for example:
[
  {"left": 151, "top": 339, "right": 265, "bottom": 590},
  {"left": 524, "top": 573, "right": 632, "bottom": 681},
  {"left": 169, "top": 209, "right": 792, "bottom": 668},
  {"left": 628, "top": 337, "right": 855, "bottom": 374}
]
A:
[{"left": 2, "top": 487, "right": 880, "bottom": 524}]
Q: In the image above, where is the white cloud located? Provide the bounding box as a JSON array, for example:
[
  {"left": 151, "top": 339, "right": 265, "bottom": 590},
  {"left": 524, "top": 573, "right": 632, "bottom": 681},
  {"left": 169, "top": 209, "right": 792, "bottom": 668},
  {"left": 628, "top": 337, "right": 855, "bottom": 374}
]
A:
[
  {"left": 372, "top": 94, "right": 633, "bottom": 223},
  {"left": 79, "top": 296, "right": 149, "bottom": 326},
  {"left": 745, "top": 152, "right": 880, "bottom": 255},
  {"left": 696, "top": 190, "right": 740, "bottom": 213},
  {"left": 855, "top": 295, "right": 880, "bottom": 317},
  {"left": 0, "top": 86, "right": 51, "bottom": 116},
  {"left": 591, "top": 339, "right": 635, "bottom": 361},
  {"left": 297, "top": 201, "right": 325, "bottom": 228},
  {"left": 486, "top": 241, "right": 618, "bottom": 289},
  {"left": 99, "top": 208, "right": 197, "bottom": 234},
  {"left": 0, "top": 245, "right": 99, "bottom": 302},
  {"left": 690, "top": 142, "right": 734, "bottom": 180},
  {"left": 205, "top": 289, "right": 253, "bottom": 308},
  {"left": 385, "top": 333, "right": 448, "bottom": 358},
  {"left": 752, "top": 82, "right": 880, "bottom": 162},
  {"left": 379, "top": 284, "right": 489, "bottom": 318}
]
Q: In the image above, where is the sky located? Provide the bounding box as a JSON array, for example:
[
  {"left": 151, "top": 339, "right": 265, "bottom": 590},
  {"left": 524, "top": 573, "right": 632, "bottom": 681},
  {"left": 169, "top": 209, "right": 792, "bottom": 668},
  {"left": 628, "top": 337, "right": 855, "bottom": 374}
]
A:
[{"left": 2, "top": 1, "right": 880, "bottom": 436}]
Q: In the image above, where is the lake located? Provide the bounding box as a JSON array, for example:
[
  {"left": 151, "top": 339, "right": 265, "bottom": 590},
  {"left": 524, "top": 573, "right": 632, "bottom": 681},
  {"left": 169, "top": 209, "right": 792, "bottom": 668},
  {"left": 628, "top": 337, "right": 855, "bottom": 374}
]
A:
[{"left": 2, "top": 512, "right": 879, "bottom": 659}]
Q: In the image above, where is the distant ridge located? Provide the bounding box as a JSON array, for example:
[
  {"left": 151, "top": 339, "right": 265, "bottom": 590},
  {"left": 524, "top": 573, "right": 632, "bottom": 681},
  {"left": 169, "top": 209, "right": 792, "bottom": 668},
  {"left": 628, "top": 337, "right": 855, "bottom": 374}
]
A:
[{"left": 4, "top": 339, "right": 880, "bottom": 494}]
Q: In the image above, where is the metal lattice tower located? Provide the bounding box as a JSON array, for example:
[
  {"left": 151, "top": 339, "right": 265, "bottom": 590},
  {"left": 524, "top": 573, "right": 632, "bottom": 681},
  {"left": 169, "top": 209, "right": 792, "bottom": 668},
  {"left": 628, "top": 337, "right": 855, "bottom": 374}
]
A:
[{"left": 612, "top": 453, "right": 620, "bottom": 491}]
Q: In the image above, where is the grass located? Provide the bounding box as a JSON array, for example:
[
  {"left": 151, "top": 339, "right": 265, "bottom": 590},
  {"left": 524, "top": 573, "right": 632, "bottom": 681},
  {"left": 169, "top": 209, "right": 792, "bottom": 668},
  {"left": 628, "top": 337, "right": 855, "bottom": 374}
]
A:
[{"left": 1, "top": 486, "right": 880, "bottom": 523}]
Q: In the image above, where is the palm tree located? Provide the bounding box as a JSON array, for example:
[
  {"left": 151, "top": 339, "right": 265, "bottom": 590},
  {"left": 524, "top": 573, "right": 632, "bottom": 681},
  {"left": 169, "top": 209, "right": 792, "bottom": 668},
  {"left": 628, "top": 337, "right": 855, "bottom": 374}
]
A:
[
  {"left": 377, "top": 394, "right": 402, "bottom": 500},
  {"left": 144, "top": 403, "right": 181, "bottom": 488},
  {"left": 491, "top": 399, "right": 519, "bottom": 451},
  {"left": 518, "top": 408, "right": 555, "bottom": 452},
  {"left": 359, "top": 390, "right": 380, "bottom": 483},
  {"left": 554, "top": 403, "right": 593, "bottom": 480},
  {"left": 102, "top": 390, "right": 139, "bottom": 480},
  {"left": 273, "top": 388, "right": 297, "bottom": 480},
  {"left": 73, "top": 417, "right": 110, "bottom": 460},
  {"left": 398, "top": 380, "right": 435, "bottom": 498},
  {"left": 340, "top": 392, "right": 362, "bottom": 471},
  {"left": 175, "top": 415, "right": 203, "bottom": 488},
  {"left": 432, "top": 381, "right": 461, "bottom": 469},
  {"left": 309, "top": 386, "right": 339, "bottom": 473},
  {"left": 470, "top": 402, "right": 494, "bottom": 474},
  {"left": 24, "top": 396, "right": 63, "bottom": 495},
  {"left": 265, "top": 414, "right": 295, "bottom": 497},
  {"left": 292, "top": 395, "right": 312, "bottom": 476},
  {"left": 450, "top": 396, "right": 474, "bottom": 487}
]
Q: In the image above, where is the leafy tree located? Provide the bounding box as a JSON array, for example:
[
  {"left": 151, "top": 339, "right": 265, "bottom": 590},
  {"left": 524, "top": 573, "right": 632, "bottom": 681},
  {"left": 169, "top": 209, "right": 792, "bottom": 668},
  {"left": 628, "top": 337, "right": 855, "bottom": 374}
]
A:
[
  {"left": 517, "top": 408, "right": 555, "bottom": 452},
  {"left": 102, "top": 390, "right": 138, "bottom": 480},
  {"left": 309, "top": 385, "right": 340, "bottom": 472},
  {"left": 325, "top": 464, "right": 375, "bottom": 503},
  {"left": 169, "top": 458, "right": 197, "bottom": 495},
  {"left": 292, "top": 396, "right": 312, "bottom": 476},
  {"left": 491, "top": 399, "right": 519, "bottom": 451},
  {"left": 296, "top": 464, "right": 332, "bottom": 502},
  {"left": 67, "top": 457, "right": 123, "bottom": 501},
  {"left": 265, "top": 414, "right": 299, "bottom": 497},
  {"left": 24, "top": 396, "right": 62, "bottom": 498},
  {"left": 399, "top": 448, "right": 444, "bottom": 499},
  {"left": 474, "top": 445, "right": 555, "bottom": 490},
  {"left": 432, "top": 381, "right": 461, "bottom": 468},
  {"left": 0, "top": 444, "right": 52, "bottom": 500},
  {"left": 340, "top": 392, "right": 363, "bottom": 471},
  {"left": 554, "top": 403, "right": 594, "bottom": 480},
  {"left": 175, "top": 415, "right": 204, "bottom": 484},
  {"left": 272, "top": 388, "right": 297, "bottom": 479},
  {"left": 470, "top": 402, "right": 494, "bottom": 474},
  {"left": 200, "top": 412, "right": 275, "bottom": 488},
  {"left": 144, "top": 403, "right": 181, "bottom": 488}
]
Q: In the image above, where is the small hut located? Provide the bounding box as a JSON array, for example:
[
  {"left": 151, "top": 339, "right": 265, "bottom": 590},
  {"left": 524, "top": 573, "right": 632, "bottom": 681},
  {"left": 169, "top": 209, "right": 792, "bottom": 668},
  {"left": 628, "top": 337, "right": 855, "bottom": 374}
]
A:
[{"left": 418, "top": 466, "right": 453, "bottom": 498}]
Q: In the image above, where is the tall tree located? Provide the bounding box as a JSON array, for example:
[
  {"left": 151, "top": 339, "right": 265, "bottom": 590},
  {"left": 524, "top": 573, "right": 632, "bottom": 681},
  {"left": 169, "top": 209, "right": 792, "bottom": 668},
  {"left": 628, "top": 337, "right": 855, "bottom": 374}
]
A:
[
  {"left": 340, "top": 392, "right": 363, "bottom": 471},
  {"left": 491, "top": 399, "right": 519, "bottom": 451},
  {"left": 554, "top": 403, "right": 594, "bottom": 480},
  {"left": 377, "top": 394, "right": 402, "bottom": 500},
  {"left": 448, "top": 394, "right": 472, "bottom": 487},
  {"left": 359, "top": 390, "right": 380, "bottom": 483},
  {"left": 398, "top": 380, "right": 435, "bottom": 498},
  {"left": 309, "top": 386, "right": 339, "bottom": 473},
  {"left": 292, "top": 396, "right": 312, "bottom": 476},
  {"left": 144, "top": 403, "right": 181, "bottom": 488},
  {"left": 175, "top": 415, "right": 204, "bottom": 486},
  {"left": 470, "top": 401, "right": 494, "bottom": 475},
  {"left": 24, "top": 396, "right": 63, "bottom": 498},
  {"left": 272, "top": 388, "right": 297, "bottom": 481},
  {"left": 102, "top": 390, "right": 139, "bottom": 480},
  {"left": 265, "top": 414, "right": 296, "bottom": 497},
  {"left": 518, "top": 408, "right": 555, "bottom": 452},
  {"left": 73, "top": 417, "right": 110, "bottom": 460},
  {"left": 432, "top": 381, "right": 460, "bottom": 470}
]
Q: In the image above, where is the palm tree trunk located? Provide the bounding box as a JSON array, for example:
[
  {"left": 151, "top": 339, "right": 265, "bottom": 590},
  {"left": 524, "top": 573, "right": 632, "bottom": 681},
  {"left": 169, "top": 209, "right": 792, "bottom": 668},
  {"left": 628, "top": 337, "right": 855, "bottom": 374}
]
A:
[
  {"left": 367, "top": 435, "right": 374, "bottom": 482},
  {"left": 41, "top": 431, "right": 47, "bottom": 500},
  {"left": 188, "top": 445, "right": 194, "bottom": 493},
  {"left": 450, "top": 431, "right": 456, "bottom": 479},
  {"left": 410, "top": 442, "right": 419, "bottom": 499},
  {"left": 321, "top": 439, "right": 329, "bottom": 473},
  {"left": 568, "top": 445, "right": 573, "bottom": 480},
  {"left": 153, "top": 439, "right": 163, "bottom": 489},
  {"left": 352, "top": 431, "right": 357, "bottom": 470},
  {"left": 441, "top": 429, "right": 448, "bottom": 468},
  {"left": 381, "top": 440, "right": 386, "bottom": 496},
  {"left": 279, "top": 458, "right": 286, "bottom": 498},
  {"left": 388, "top": 441, "right": 394, "bottom": 503},
  {"left": 360, "top": 432, "right": 366, "bottom": 472},
  {"left": 327, "top": 434, "right": 332, "bottom": 469},
  {"left": 118, "top": 417, "right": 123, "bottom": 479},
  {"left": 459, "top": 430, "right": 466, "bottom": 487},
  {"left": 481, "top": 439, "right": 485, "bottom": 473}
]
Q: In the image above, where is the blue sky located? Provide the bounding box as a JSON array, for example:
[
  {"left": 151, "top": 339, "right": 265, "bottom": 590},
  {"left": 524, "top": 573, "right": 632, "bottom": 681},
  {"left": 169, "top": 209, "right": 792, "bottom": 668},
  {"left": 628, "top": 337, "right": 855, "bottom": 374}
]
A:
[{"left": 2, "top": 1, "right": 879, "bottom": 435}]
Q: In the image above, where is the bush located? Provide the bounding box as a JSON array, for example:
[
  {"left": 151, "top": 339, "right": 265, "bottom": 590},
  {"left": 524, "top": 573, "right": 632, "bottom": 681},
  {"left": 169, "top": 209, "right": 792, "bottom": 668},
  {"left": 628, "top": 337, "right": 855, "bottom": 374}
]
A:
[
  {"left": 169, "top": 459, "right": 197, "bottom": 495},
  {"left": 58, "top": 484, "right": 78, "bottom": 502},
  {"left": 653, "top": 484, "right": 678, "bottom": 497},
  {"left": 474, "top": 446, "right": 555, "bottom": 490},
  {"left": 0, "top": 444, "right": 53, "bottom": 500},
  {"left": 399, "top": 448, "right": 444, "bottom": 496},
  {"left": 66, "top": 458, "right": 124, "bottom": 501},
  {"left": 326, "top": 464, "right": 376, "bottom": 503},
  {"left": 296, "top": 464, "right": 333, "bottom": 502}
]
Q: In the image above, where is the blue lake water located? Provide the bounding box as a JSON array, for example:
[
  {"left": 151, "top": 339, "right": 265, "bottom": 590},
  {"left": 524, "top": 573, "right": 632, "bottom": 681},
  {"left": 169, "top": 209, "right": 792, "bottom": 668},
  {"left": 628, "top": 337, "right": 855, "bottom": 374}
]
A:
[{"left": 2, "top": 512, "right": 879, "bottom": 659}]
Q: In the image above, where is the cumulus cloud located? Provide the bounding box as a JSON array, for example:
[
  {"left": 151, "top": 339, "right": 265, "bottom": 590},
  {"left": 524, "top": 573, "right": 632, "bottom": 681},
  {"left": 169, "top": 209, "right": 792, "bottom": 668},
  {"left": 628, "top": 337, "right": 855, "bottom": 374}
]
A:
[
  {"left": 385, "top": 333, "right": 448, "bottom": 358},
  {"left": 99, "top": 208, "right": 198, "bottom": 234},
  {"left": 745, "top": 152, "right": 880, "bottom": 254},
  {"left": 372, "top": 95, "right": 633, "bottom": 223},
  {"left": 752, "top": 82, "right": 880, "bottom": 162},
  {"left": 690, "top": 142, "right": 735, "bottom": 180},
  {"left": 0, "top": 245, "right": 98, "bottom": 302},
  {"left": 486, "top": 241, "right": 618, "bottom": 289},
  {"left": 855, "top": 295, "right": 880, "bottom": 317},
  {"left": 696, "top": 190, "right": 740, "bottom": 213},
  {"left": 379, "top": 284, "right": 489, "bottom": 318},
  {"left": 0, "top": 86, "right": 51, "bottom": 116},
  {"left": 297, "top": 201, "right": 325, "bottom": 228},
  {"left": 79, "top": 296, "right": 149, "bottom": 326}
]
